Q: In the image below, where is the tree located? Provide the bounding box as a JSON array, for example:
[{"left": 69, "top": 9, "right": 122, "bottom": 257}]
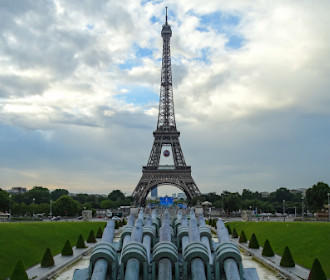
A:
[
  {"left": 53, "top": 195, "right": 80, "bottom": 216},
  {"left": 51, "top": 189, "right": 69, "bottom": 201},
  {"left": 0, "top": 189, "right": 9, "bottom": 212},
  {"left": 306, "top": 182, "right": 330, "bottom": 212},
  {"left": 222, "top": 191, "right": 242, "bottom": 212},
  {"left": 269, "top": 187, "right": 294, "bottom": 203},
  {"left": 41, "top": 248, "right": 54, "bottom": 267},
  {"left": 262, "top": 240, "right": 274, "bottom": 257},
  {"left": 242, "top": 189, "right": 261, "bottom": 200},
  {"left": 232, "top": 228, "right": 238, "bottom": 238},
  {"left": 76, "top": 234, "right": 86, "bottom": 249},
  {"left": 239, "top": 230, "right": 247, "bottom": 243},
  {"left": 96, "top": 227, "right": 103, "bottom": 238},
  {"left": 280, "top": 246, "right": 295, "bottom": 267},
  {"left": 61, "top": 240, "right": 73, "bottom": 256},
  {"left": 26, "top": 186, "right": 50, "bottom": 204},
  {"left": 11, "top": 260, "right": 28, "bottom": 280},
  {"left": 249, "top": 233, "right": 259, "bottom": 249},
  {"left": 308, "top": 258, "right": 327, "bottom": 280},
  {"left": 87, "top": 230, "right": 96, "bottom": 243},
  {"left": 108, "top": 190, "right": 125, "bottom": 201},
  {"left": 100, "top": 199, "right": 118, "bottom": 209}
]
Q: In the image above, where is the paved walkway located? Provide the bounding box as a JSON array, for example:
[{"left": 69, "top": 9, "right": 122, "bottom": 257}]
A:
[
  {"left": 231, "top": 238, "right": 310, "bottom": 280},
  {"left": 27, "top": 241, "right": 100, "bottom": 280}
]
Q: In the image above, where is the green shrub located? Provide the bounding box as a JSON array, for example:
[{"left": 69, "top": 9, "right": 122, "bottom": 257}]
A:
[
  {"left": 10, "top": 260, "right": 28, "bottom": 280},
  {"left": 249, "top": 233, "right": 259, "bottom": 249},
  {"left": 76, "top": 234, "right": 86, "bottom": 249},
  {"left": 40, "top": 248, "right": 54, "bottom": 267},
  {"left": 226, "top": 224, "right": 232, "bottom": 234},
  {"left": 87, "top": 230, "right": 96, "bottom": 243},
  {"left": 280, "top": 246, "right": 295, "bottom": 267},
  {"left": 61, "top": 240, "right": 73, "bottom": 256},
  {"left": 308, "top": 258, "right": 327, "bottom": 280},
  {"left": 262, "top": 239, "right": 275, "bottom": 257},
  {"left": 115, "top": 220, "right": 119, "bottom": 229},
  {"left": 232, "top": 228, "right": 238, "bottom": 238},
  {"left": 96, "top": 227, "right": 103, "bottom": 238},
  {"left": 239, "top": 230, "right": 247, "bottom": 243}
]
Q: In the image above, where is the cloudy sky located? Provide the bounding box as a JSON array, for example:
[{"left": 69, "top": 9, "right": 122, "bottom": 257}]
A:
[{"left": 1, "top": 0, "right": 330, "bottom": 195}]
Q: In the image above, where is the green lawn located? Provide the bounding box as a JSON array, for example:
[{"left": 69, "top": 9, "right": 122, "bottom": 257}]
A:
[
  {"left": 228, "top": 221, "right": 330, "bottom": 277},
  {"left": 0, "top": 221, "right": 106, "bottom": 280}
]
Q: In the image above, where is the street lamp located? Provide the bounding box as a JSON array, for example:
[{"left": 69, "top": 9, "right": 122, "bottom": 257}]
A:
[
  {"left": 32, "top": 198, "right": 35, "bottom": 217},
  {"left": 301, "top": 196, "right": 304, "bottom": 219},
  {"left": 328, "top": 193, "right": 330, "bottom": 222},
  {"left": 50, "top": 199, "right": 52, "bottom": 217},
  {"left": 9, "top": 194, "right": 12, "bottom": 220},
  {"left": 283, "top": 200, "right": 285, "bottom": 215}
]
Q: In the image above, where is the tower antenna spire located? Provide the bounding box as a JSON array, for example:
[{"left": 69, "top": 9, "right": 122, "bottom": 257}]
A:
[{"left": 165, "top": 6, "right": 168, "bottom": 25}]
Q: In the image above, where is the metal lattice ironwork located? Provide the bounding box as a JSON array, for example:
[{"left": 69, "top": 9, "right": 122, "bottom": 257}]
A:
[{"left": 132, "top": 8, "right": 201, "bottom": 206}]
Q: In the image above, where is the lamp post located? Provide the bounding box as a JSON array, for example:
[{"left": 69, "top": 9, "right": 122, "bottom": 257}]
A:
[
  {"left": 9, "top": 194, "right": 12, "bottom": 220},
  {"left": 50, "top": 199, "right": 52, "bottom": 217},
  {"left": 328, "top": 193, "right": 330, "bottom": 222},
  {"left": 294, "top": 206, "right": 296, "bottom": 218},
  {"left": 301, "top": 197, "right": 304, "bottom": 219},
  {"left": 283, "top": 200, "right": 285, "bottom": 215},
  {"left": 32, "top": 197, "right": 35, "bottom": 217}
]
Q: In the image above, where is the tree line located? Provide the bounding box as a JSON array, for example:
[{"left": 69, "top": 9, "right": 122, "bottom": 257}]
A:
[
  {"left": 0, "top": 181, "right": 329, "bottom": 216},
  {"left": 0, "top": 187, "right": 131, "bottom": 217},
  {"left": 191, "top": 181, "right": 329, "bottom": 213}
]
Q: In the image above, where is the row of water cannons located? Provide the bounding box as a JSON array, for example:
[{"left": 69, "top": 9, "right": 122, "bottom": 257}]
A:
[{"left": 73, "top": 208, "right": 259, "bottom": 280}]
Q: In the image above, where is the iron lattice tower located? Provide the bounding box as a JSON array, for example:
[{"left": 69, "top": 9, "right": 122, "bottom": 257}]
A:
[{"left": 132, "top": 8, "right": 201, "bottom": 205}]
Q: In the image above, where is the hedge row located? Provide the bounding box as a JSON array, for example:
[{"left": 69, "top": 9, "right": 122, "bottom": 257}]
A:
[
  {"left": 230, "top": 227, "right": 327, "bottom": 279},
  {"left": 10, "top": 227, "right": 104, "bottom": 280}
]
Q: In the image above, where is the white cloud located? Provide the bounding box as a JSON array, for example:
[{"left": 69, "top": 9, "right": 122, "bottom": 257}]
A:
[{"left": 0, "top": 0, "right": 330, "bottom": 193}]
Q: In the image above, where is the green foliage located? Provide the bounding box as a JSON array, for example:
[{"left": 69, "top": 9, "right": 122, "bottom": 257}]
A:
[
  {"left": 222, "top": 191, "right": 242, "bottom": 212},
  {"left": 232, "top": 228, "right": 238, "bottom": 238},
  {"left": 248, "top": 233, "right": 259, "bottom": 249},
  {"left": 226, "top": 224, "right": 232, "bottom": 234},
  {"left": 40, "top": 248, "right": 54, "bottom": 267},
  {"left": 26, "top": 186, "right": 50, "bottom": 204},
  {"left": 61, "top": 240, "right": 73, "bottom": 256},
  {"left": 51, "top": 189, "right": 69, "bottom": 201},
  {"left": 308, "top": 258, "right": 327, "bottom": 280},
  {"left": 76, "top": 234, "right": 86, "bottom": 248},
  {"left": 53, "top": 195, "right": 80, "bottom": 216},
  {"left": 108, "top": 190, "right": 125, "bottom": 201},
  {"left": 262, "top": 239, "right": 274, "bottom": 257},
  {"left": 96, "top": 227, "right": 103, "bottom": 238},
  {"left": 87, "top": 230, "right": 96, "bottom": 243},
  {"left": 206, "top": 218, "right": 217, "bottom": 228},
  {"left": 239, "top": 230, "right": 247, "bottom": 243},
  {"left": 306, "top": 182, "right": 330, "bottom": 212},
  {"left": 0, "top": 189, "right": 10, "bottom": 212},
  {"left": 280, "top": 246, "right": 295, "bottom": 267},
  {"left": 10, "top": 260, "right": 28, "bottom": 280}
]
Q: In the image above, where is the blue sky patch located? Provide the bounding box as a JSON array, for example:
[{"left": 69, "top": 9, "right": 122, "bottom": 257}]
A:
[
  {"left": 226, "top": 35, "right": 245, "bottom": 49},
  {"left": 200, "top": 11, "right": 240, "bottom": 33},
  {"left": 116, "top": 85, "right": 158, "bottom": 105},
  {"left": 134, "top": 44, "right": 154, "bottom": 58},
  {"left": 119, "top": 44, "right": 154, "bottom": 70},
  {"left": 86, "top": 24, "right": 94, "bottom": 30},
  {"left": 194, "top": 47, "right": 211, "bottom": 64},
  {"left": 119, "top": 59, "right": 142, "bottom": 70}
]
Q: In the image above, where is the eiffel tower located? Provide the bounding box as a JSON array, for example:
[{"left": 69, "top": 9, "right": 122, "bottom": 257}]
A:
[{"left": 132, "top": 8, "right": 201, "bottom": 206}]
